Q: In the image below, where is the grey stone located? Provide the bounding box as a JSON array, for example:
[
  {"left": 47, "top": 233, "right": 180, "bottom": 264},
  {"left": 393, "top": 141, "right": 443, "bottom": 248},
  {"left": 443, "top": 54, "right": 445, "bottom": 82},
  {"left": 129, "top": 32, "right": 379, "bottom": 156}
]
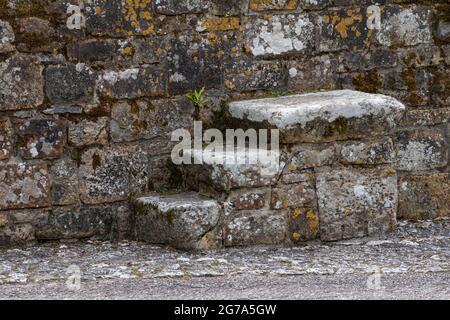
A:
[
  {"left": 68, "top": 117, "right": 109, "bottom": 147},
  {"left": 0, "top": 117, "right": 13, "bottom": 160},
  {"left": 35, "top": 206, "right": 114, "bottom": 240},
  {"left": 376, "top": 6, "right": 432, "bottom": 47},
  {"left": 271, "top": 181, "right": 317, "bottom": 210},
  {"left": 283, "top": 143, "right": 336, "bottom": 172},
  {"left": 224, "top": 211, "right": 288, "bottom": 247},
  {"left": 398, "top": 174, "right": 449, "bottom": 220},
  {"left": 16, "top": 119, "right": 65, "bottom": 160},
  {"left": 0, "top": 19, "right": 15, "bottom": 53},
  {"left": 79, "top": 146, "right": 149, "bottom": 204},
  {"left": 50, "top": 158, "right": 79, "bottom": 206},
  {"left": 395, "top": 129, "right": 448, "bottom": 171},
  {"left": 134, "top": 193, "right": 221, "bottom": 250},
  {"left": 228, "top": 90, "right": 406, "bottom": 143},
  {"left": 154, "top": 0, "right": 208, "bottom": 15},
  {"left": 243, "top": 13, "right": 316, "bottom": 57},
  {"left": 340, "top": 137, "right": 395, "bottom": 165},
  {"left": 98, "top": 66, "right": 165, "bottom": 99},
  {"left": 110, "top": 98, "right": 193, "bottom": 143},
  {"left": 184, "top": 148, "right": 281, "bottom": 192},
  {"left": 0, "top": 162, "right": 50, "bottom": 210},
  {"left": 0, "top": 54, "right": 44, "bottom": 111},
  {"left": 316, "top": 167, "right": 398, "bottom": 241},
  {"left": 45, "top": 64, "right": 97, "bottom": 105},
  {"left": 437, "top": 20, "right": 450, "bottom": 42}
]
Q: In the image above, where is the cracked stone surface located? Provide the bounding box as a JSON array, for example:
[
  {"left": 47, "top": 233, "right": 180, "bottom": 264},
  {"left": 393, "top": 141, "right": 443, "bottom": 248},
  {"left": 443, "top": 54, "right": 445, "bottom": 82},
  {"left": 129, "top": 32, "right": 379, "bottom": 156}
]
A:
[{"left": 0, "top": 219, "right": 448, "bottom": 299}]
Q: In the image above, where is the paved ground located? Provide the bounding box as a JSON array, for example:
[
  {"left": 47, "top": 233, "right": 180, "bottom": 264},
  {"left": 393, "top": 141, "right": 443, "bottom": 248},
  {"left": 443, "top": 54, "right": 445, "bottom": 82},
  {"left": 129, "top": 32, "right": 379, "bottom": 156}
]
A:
[{"left": 0, "top": 219, "right": 449, "bottom": 300}]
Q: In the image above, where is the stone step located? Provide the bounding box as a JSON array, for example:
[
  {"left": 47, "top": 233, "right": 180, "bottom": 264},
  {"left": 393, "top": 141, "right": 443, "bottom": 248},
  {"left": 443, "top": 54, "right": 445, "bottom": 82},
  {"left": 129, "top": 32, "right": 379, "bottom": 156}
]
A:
[
  {"left": 183, "top": 147, "right": 282, "bottom": 193},
  {"left": 227, "top": 90, "right": 405, "bottom": 143},
  {"left": 133, "top": 192, "right": 222, "bottom": 250}
]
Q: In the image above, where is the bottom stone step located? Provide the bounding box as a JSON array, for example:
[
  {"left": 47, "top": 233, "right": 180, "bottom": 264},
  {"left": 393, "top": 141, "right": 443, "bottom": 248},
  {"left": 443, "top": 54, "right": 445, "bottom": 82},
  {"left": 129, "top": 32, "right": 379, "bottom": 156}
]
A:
[{"left": 133, "top": 193, "right": 222, "bottom": 250}]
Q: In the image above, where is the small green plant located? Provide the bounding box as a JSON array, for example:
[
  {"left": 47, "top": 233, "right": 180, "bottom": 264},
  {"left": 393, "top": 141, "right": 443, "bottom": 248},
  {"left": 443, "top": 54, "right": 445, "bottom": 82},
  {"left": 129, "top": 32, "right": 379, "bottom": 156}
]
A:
[{"left": 186, "top": 86, "right": 208, "bottom": 108}]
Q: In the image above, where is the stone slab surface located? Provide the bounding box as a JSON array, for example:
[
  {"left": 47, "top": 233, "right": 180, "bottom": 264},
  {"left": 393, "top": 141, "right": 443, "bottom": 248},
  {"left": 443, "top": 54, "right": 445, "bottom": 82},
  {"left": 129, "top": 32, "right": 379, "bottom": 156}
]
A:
[
  {"left": 134, "top": 193, "right": 221, "bottom": 250},
  {"left": 228, "top": 90, "right": 405, "bottom": 143}
]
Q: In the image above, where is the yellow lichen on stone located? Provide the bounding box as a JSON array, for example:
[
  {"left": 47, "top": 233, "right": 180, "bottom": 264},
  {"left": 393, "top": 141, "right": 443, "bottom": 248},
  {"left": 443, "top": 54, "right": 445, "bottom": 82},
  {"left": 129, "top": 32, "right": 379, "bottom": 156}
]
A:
[
  {"left": 292, "top": 232, "right": 301, "bottom": 241},
  {"left": 306, "top": 210, "right": 319, "bottom": 232},
  {"left": 201, "top": 17, "right": 240, "bottom": 32}
]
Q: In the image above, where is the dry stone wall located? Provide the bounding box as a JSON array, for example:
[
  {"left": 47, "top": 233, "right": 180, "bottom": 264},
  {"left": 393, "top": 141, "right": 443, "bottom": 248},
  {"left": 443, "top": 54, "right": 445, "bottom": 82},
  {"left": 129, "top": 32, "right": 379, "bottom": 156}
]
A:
[{"left": 0, "top": 0, "right": 448, "bottom": 246}]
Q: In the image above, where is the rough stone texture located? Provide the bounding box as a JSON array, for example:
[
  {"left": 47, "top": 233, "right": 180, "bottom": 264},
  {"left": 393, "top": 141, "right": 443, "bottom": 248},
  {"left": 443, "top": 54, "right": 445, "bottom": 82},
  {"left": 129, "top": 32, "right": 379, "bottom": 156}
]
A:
[
  {"left": 0, "top": 162, "right": 50, "bottom": 210},
  {"left": 0, "top": 19, "right": 15, "bottom": 53},
  {"left": 228, "top": 90, "right": 406, "bottom": 143},
  {"left": 376, "top": 6, "right": 432, "bottom": 47},
  {"left": 340, "top": 137, "right": 396, "bottom": 165},
  {"left": 110, "top": 98, "right": 193, "bottom": 143},
  {"left": 185, "top": 148, "right": 281, "bottom": 192},
  {"left": 49, "top": 158, "right": 79, "bottom": 206},
  {"left": 133, "top": 193, "right": 221, "bottom": 250},
  {"left": 45, "top": 64, "right": 97, "bottom": 105},
  {"left": 79, "top": 146, "right": 149, "bottom": 204},
  {"left": 68, "top": 117, "right": 109, "bottom": 147},
  {"left": 243, "top": 13, "right": 316, "bottom": 57},
  {"left": 0, "top": 0, "right": 448, "bottom": 248},
  {"left": 0, "top": 117, "right": 13, "bottom": 160},
  {"left": 224, "top": 211, "right": 288, "bottom": 247},
  {"left": 35, "top": 206, "right": 114, "bottom": 240},
  {"left": 395, "top": 129, "right": 448, "bottom": 171},
  {"left": 398, "top": 174, "right": 449, "bottom": 221},
  {"left": 316, "top": 168, "right": 398, "bottom": 241},
  {"left": 271, "top": 181, "right": 317, "bottom": 210},
  {"left": 155, "top": 0, "right": 208, "bottom": 15},
  {"left": 0, "top": 54, "right": 44, "bottom": 111},
  {"left": 98, "top": 66, "right": 165, "bottom": 99},
  {"left": 16, "top": 119, "right": 65, "bottom": 160}
]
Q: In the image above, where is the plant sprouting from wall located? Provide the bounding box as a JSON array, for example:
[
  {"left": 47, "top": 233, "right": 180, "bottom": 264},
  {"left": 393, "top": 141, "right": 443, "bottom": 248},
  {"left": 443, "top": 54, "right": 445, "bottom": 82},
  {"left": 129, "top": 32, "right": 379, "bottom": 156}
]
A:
[{"left": 186, "top": 86, "right": 209, "bottom": 109}]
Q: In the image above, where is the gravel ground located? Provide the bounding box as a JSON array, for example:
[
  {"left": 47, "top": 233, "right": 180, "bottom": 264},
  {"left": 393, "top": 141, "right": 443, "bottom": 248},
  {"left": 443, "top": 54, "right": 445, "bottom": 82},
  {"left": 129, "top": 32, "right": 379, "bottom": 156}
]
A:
[{"left": 0, "top": 219, "right": 449, "bottom": 300}]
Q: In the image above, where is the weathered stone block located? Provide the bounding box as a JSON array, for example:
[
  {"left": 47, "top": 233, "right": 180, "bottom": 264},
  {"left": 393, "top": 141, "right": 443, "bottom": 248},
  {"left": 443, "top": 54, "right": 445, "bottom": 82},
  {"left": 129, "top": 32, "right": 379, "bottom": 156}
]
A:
[
  {"left": 282, "top": 144, "right": 336, "bottom": 172},
  {"left": 224, "top": 60, "right": 287, "bottom": 92},
  {"left": 243, "top": 13, "right": 316, "bottom": 57},
  {"left": 271, "top": 181, "right": 317, "bottom": 210},
  {"left": 395, "top": 129, "right": 447, "bottom": 171},
  {"left": 228, "top": 189, "right": 268, "bottom": 211},
  {"left": 0, "top": 54, "right": 44, "bottom": 111},
  {"left": 210, "top": 0, "right": 249, "bottom": 15},
  {"left": 0, "top": 117, "right": 13, "bottom": 160},
  {"left": 79, "top": 146, "right": 149, "bottom": 204},
  {"left": 0, "top": 19, "right": 15, "bottom": 53},
  {"left": 0, "top": 224, "right": 34, "bottom": 246},
  {"left": 289, "top": 207, "right": 319, "bottom": 243},
  {"left": 316, "top": 168, "right": 398, "bottom": 241},
  {"left": 249, "top": 0, "right": 299, "bottom": 11},
  {"left": 50, "top": 158, "right": 79, "bottom": 206},
  {"left": 340, "top": 137, "right": 395, "bottom": 165},
  {"left": 155, "top": 0, "right": 208, "bottom": 15},
  {"left": 110, "top": 98, "right": 193, "bottom": 143},
  {"left": 134, "top": 193, "right": 221, "bottom": 250},
  {"left": 67, "top": 39, "right": 117, "bottom": 64},
  {"left": 85, "top": 0, "right": 154, "bottom": 37},
  {"left": 228, "top": 90, "right": 405, "bottom": 143},
  {"left": 287, "top": 55, "right": 338, "bottom": 92},
  {"left": 376, "top": 6, "right": 432, "bottom": 47},
  {"left": 319, "top": 7, "right": 371, "bottom": 52},
  {"left": 168, "top": 32, "right": 237, "bottom": 94},
  {"left": 224, "top": 211, "right": 288, "bottom": 246},
  {"left": 398, "top": 174, "right": 449, "bottom": 220},
  {"left": 35, "top": 206, "right": 114, "bottom": 240},
  {"left": 300, "top": 0, "right": 329, "bottom": 10},
  {"left": 45, "top": 64, "right": 97, "bottom": 105},
  {"left": 68, "top": 117, "right": 109, "bottom": 147},
  {"left": 15, "top": 17, "right": 60, "bottom": 53},
  {"left": 98, "top": 66, "right": 165, "bottom": 99},
  {"left": 16, "top": 119, "right": 65, "bottom": 160},
  {"left": 400, "top": 108, "right": 449, "bottom": 127},
  {"left": 197, "top": 17, "right": 240, "bottom": 32},
  {"left": 0, "top": 162, "right": 50, "bottom": 210},
  {"left": 185, "top": 148, "right": 281, "bottom": 192},
  {"left": 436, "top": 20, "right": 450, "bottom": 42}
]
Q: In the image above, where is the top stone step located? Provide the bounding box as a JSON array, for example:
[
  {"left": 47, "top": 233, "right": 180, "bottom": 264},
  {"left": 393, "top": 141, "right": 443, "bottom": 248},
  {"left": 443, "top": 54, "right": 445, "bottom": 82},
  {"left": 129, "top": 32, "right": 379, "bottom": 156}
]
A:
[{"left": 228, "top": 90, "right": 405, "bottom": 144}]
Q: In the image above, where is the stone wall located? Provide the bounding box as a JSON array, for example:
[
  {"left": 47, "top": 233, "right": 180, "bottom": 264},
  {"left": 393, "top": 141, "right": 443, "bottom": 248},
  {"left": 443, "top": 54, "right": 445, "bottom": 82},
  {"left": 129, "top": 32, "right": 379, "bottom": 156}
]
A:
[{"left": 0, "top": 0, "right": 448, "bottom": 246}]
